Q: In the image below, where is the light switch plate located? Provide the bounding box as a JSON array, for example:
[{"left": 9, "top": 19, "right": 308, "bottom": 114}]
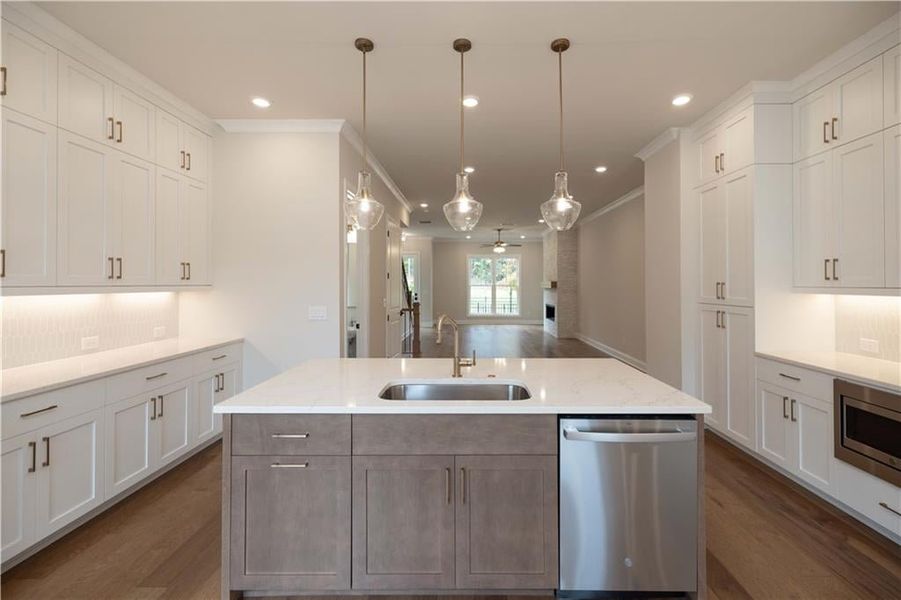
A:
[
  {"left": 308, "top": 305, "right": 328, "bottom": 321},
  {"left": 153, "top": 326, "right": 166, "bottom": 339},
  {"left": 859, "top": 338, "right": 880, "bottom": 354},
  {"left": 81, "top": 336, "right": 99, "bottom": 350}
]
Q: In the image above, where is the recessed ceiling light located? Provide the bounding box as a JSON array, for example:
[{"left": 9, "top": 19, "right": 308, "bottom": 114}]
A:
[
  {"left": 464, "top": 166, "right": 475, "bottom": 174},
  {"left": 520, "top": 235, "right": 526, "bottom": 239},
  {"left": 419, "top": 203, "right": 429, "bottom": 208},
  {"left": 465, "top": 235, "right": 472, "bottom": 239},
  {"left": 594, "top": 166, "right": 608, "bottom": 173},
  {"left": 462, "top": 95, "right": 479, "bottom": 108},
  {"left": 251, "top": 97, "right": 271, "bottom": 108},
  {"left": 672, "top": 94, "right": 692, "bottom": 107},
  {"left": 538, "top": 219, "right": 545, "bottom": 224}
]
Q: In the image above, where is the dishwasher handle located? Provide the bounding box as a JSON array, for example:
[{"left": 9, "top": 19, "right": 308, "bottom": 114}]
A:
[{"left": 563, "top": 427, "right": 696, "bottom": 444}]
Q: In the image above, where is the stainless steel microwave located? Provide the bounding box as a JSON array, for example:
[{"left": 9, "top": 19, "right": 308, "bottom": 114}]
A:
[{"left": 834, "top": 379, "right": 900, "bottom": 487}]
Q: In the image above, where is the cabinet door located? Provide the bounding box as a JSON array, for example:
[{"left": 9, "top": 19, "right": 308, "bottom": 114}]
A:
[
  {"left": 182, "top": 124, "right": 208, "bottom": 182},
  {"left": 352, "top": 455, "right": 455, "bottom": 590},
  {"left": 1, "top": 433, "right": 37, "bottom": 560},
  {"left": 885, "top": 45, "right": 901, "bottom": 127},
  {"left": 698, "top": 183, "right": 725, "bottom": 303},
  {"left": 723, "top": 169, "right": 753, "bottom": 306},
  {"left": 231, "top": 455, "right": 351, "bottom": 591},
  {"left": 791, "top": 393, "right": 832, "bottom": 492},
  {"left": 105, "top": 393, "right": 154, "bottom": 498},
  {"left": 194, "top": 373, "right": 217, "bottom": 444},
  {"left": 833, "top": 55, "right": 883, "bottom": 147},
  {"left": 793, "top": 151, "right": 833, "bottom": 287},
  {"left": 155, "top": 169, "right": 184, "bottom": 285},
  {"left": 156, "top": 110, "right": 183, "bottom": 173},
  {"left": 725, "top": 307, "right": 754, "bottom": 449},
  {"left": 757, "top": 383, "right": 791, "bottom": 469},
  {"left": 723, "top": 109, "right": 753, "bottom": 174},
  {"left": 1, "top": 109, "right": 57, "bottom": 286},
  {"left": 114, "top": 153, "right": 155, "bottom": 285},
  {"left": 833, "top": 132, "right": 884, "bottom": 287},
  {"left": 157, "top": 383, "right": 190, "bottom": 466},
  {"left": 833, "top": 460, "right": 901, "bottom": 536},
  {"left": 57, "top": 131, "right": 116, "bottom": 286},
  {"left": 183, "top": 179, "right": 209, "bottom": 284},
  {"left": 695, "top": 127, "right": 721, "bottom": 185},
  {"left": 885, "top": 125, "right": 901, "bottom": 287},
  {"left": 58, "top": 54, "right": 114, "bottom": 143},
  {"left": 35, "top": 409, "right": 104, "bottom": 538},
  {"left": 699, "top": 305, "right": 726, "bottom": 430},
  {"left": 794, "top": 86, "right": 833, "bottom": 161},
  {"left": 113, "top": 85, "right": 155, "bottom": 161},
  {"left": 455, "top": 455, "right": 557, "bottom": 589},
  {"left": 1, "top": 20, "right": 57, "bottom": 123}
]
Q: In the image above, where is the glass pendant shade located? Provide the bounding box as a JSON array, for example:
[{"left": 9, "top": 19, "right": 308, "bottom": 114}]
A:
[
  {"left": 492, "top": 244, "right": 506, "bottom": 254},
  {"left": 540, "top": 171, "right": 581, "bottom": 231},
  {"left": 443, "top": 172, "right": 483, "bottom": 232},
  {"left": 346, "top": 171, "right": 385, "bottom": 230}
]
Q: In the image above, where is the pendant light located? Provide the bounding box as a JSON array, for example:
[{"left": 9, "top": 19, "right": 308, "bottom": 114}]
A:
[
  {"left": 346, "top": 37, "right": 385, "bottom": 230},
  {"left": 443, "top": 38, "right": 483, "bottom": 232},
  {"left": 540, "top": 38, "right": 581, "bottom": 231}
]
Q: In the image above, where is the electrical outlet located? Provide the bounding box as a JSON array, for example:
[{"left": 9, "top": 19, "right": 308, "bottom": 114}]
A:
[
  {"left": 81, "top": 336, "right": 99, "bottom": 351},
  {"left": 859, "top": 338, "right": 880, "bottom": 354},
  {"left": 308, "top": 305, "right": 328, "bottom": 321},
  {"left": 153, "top": 326, "right": 166, "bottom": 339}
]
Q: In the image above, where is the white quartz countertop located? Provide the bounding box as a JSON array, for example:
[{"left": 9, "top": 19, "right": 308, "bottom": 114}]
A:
[
  {"left": 756, "top": 350, "right": 901, "bottom": 394},
  {"left": 214, "top": 358, "right": 710, "bottom": 415},
  {"left": 2, "top": 337, "right": 243, "bottom": 402}
]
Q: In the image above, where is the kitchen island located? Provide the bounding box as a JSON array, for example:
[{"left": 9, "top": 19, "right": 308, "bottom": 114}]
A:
[{"left": 215, "top": 358, "right": 711, "bottom": 600}]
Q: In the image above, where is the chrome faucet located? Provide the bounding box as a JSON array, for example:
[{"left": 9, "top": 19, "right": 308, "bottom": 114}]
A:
[{"left": 435, "top": 314, "right": 476, "bottom": 377}]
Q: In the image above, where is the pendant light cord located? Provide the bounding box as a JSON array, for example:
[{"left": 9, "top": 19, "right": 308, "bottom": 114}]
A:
[
  {"left": 362, "top": 49, "right": 368, "bottom": 173},
  {"left": 460, "top": 50, "right": 465, "bottom": 173},
  {"left": 558, "top": 48, "right": 564, "bottom": 172}
]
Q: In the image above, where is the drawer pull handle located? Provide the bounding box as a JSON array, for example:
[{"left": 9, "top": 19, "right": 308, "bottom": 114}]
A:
[
  {"left": 271, "top": 433, "right": 309, "bottom": 439},
  {"left": 28, "top": 441, "right": 36, "bottom": 473},
  {"left": 20, "top": 405, "right": 58, "bottom": 418},
  {"left": 271, "top": 462, "right": 308, "bottom": 468},
  {"left": 212, "top": 354, "right": 228, "bottom": 361},
  {"left": 878, "top": 502, "right": 901, "bottom": 517},
  {"left": 778, "top": 373, "right": 801, "bottom": 382},
  {"left": 145, "top": 372, "right": 168, "bottom": 381},
  {"left": 42, "top": 436, "right": 50, "bottom": 467}
]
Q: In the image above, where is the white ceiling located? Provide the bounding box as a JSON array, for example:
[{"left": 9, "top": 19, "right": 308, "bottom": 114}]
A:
[{"left": 41, "top": 1, "right": 898, "bottom": 241}]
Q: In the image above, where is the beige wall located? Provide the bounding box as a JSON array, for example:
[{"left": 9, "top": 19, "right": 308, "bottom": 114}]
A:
[
  {"left": 644, "top": 140, "right": 683, "bottom": 387},
  {"left": 402, "top": 236, "right": 434, "bottom": 325},
  {"left": 576, "top": 194, "right": 646, "bottom": 365},
  {"left": 433, "top": 240, "right": 543, "bottom": 323}
]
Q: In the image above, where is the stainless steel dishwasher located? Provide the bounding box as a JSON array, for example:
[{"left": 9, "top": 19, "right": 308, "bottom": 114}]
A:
[{"left": 559, "top": 417, "right": 698, "bottom": 596}]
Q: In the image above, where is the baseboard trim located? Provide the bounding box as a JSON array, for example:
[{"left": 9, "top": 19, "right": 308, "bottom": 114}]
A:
[{"left": 575, "top": 333, "right": 647, "bottom": 372}]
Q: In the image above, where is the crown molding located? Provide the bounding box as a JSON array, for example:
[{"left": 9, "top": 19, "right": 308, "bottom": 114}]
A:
[
  {"left": 635, "top": 128, "right": 681, "bottom": 162},
  {"left": 339, "top": 122, "right": 413, "bottom": 214},
  {"left": 578, "top": 186, "right": 644, "bottom": 227},
  {"left": 215, "top": 119, "right": 346, "bottom": 133}
]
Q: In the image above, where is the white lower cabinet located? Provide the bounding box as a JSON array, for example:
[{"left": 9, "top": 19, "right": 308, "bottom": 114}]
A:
[
  {"left": 194, "top": 362, "right": 241, "bottom": 444},
  {"left": 1, "top": 433, "right": 38, "bottom": 559},
  {"left": 833, "top": 460, "right": 901, "bottom": 537},
  {"left": 157, "top": 382, "right": 191, "bottom": 466}
]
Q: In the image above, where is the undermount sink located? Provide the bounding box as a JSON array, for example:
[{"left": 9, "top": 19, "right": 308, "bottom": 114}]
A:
[{"left": 379, "top": 381, "right": 531, "bottom": 401}]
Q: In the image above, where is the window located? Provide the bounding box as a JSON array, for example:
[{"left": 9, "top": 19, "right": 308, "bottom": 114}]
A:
[
  {"left": 402, "top": 254, "right": 418, "bottom": 299},
  {"left": 468, "top": 256, "right": 520, "bottom": 316}
]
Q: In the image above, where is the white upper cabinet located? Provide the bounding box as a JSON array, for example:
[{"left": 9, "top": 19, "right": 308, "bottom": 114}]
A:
[
  {"left": 58, "top": 53, "right": 114, "bottom": 144},
  {"left": 181, "top": 124, "right": 208, "bottom": 182},
  {"left": 155, "top": 110, "right": 183, "bottom": 173},
  {"left": 699, "top": 183, "right": 725, "bottom": 303},
  {"left": 884, "top": 45, "right": 901, "bottom": 127},
  {"left": 113, "top": 154, "right": 156, "bottom": 285},
  {"left": 113, "top": 86, "right": 155, "bottom": 162},
  {"left": 885, "top": 124, "right": 901, "bottom": 287},
  {"left": 1, "top": 110, "right": 57, "bottom": 286},
  {"left": 1, "top": 20, "right": 57, "bottom": 124},
  {"left": 183, "top": 180, "right": 210, "bottom": 284},
  {"left": 794, "top": 55, "right": 884, "bottom": 162},
  {"left": 793, "top": 152, "right": 833, "bottom": 287},
  {"left": 723, "top": 110, "right": 754, "bottom": 174},
  {"left": 155, "top": 169, "right": 184, "bottom": 284},
  {"left": 695, "top": 128, "right": 722, "bottom": 187}
]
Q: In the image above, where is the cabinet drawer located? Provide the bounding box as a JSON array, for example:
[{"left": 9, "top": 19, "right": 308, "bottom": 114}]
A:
[
  {"left": 352, "top": 415, "right": 557, "bottom": 455},
  {"left": 232, "top": 415, "right": 351, "bottom": 455},
  {"left": 106, "top": 357, "right": 193, "bottom": 401},
  {"left": 193, "top": 342, "right": 242, "bottom": 372},
  {"left": 756, "top": 357, "right": 833, "bottom": 401},
  {"left": 2, "top": 379, "right": 105, "bottom": 439}
]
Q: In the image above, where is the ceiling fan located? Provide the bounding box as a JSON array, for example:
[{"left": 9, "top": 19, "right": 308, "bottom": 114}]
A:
[{"left": 481, "top": 228, "right": 522, "bottom": 254}]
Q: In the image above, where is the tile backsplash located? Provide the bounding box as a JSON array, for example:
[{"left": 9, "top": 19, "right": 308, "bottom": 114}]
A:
[
  {"left": 1, "top": 293, "right": 178, "bottom": 369},
  {"left": 834, "top": 296, "right": 901, "bottom": 363}
]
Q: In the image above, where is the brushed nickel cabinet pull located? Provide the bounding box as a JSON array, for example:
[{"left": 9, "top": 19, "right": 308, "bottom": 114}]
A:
[
  {"left": 790, "top": 399, "right": 797, "bottom": 422},
  {"left": 832, "top": 258, "right": 838, "bottom": 281},
  {"left": 445, "top": 467, "right": 451, "bottom": 504},
  {"left": 116, "top": 120, "right": 123, "bottom": 143},
  {"left": 721, "top": 311, "right": 726, "bottom": 330},
  {"left": 782, "top": 396, "right": 789, "bottom": 419},
  {"left": 271, "top": 433, "right": 309, "bottom": 439},
  {"left": 778, "top": 373, "right": 801, "bottom": 382},
  {"left": 271, "top": 462, "right": 309, "bottom": 468},
  {"left": 878, "top": 502, "right": 901, "bottom": 517},
  {"left": 150, "top": 397, "right": 157, "bottom": 420},
  {"left": 186, "top": 262, "right": 191, "bottom": 280},
  {"left": 20, "top": 404, "right": 59, "bottom": 418},
  {"left": 216, "top": 373, "right": 222, "bottom": 392},
  {"left": 108, "top": 257, "right": 115, "bottom": 279},
  {"left": 831, "top": 117, "right": 838, "bottom": 141},
  {"left": 145, "top": 372, "right": 168, "bottom": 381},
  {"left": 720, "top": 281, "right": 726, "bottom": 299},
  {"left": 107, "top": 117, "right": 115, "bottom": 140},
  {"left": 460, "top": 467, "right": 466, "bottom": 504},
  {"left": 116, "top": 257, "right": 123, "bottom": 280},
  {"left": 720, "top": 152, "right": 725, "bottom": 171},
  {"left": 212, "top": 354, "right": 228, "bottom": 361},
  {"left": 1, "top": 248, "right": 5, "bottom": 278},
  {"left": 714, "top": 154, "right": 720, "bottom": 174},
  {"left": 824, "top": 258, "right": 831, "bottom": 281},
  {"left": 180, "top": 150, "right": 186, "bottom": 169},
  {"left": 41, "top": 437, "right": 50, "bottom": 467},
  {"left": 186, "top": 152, "right": 191, "bottom": 171},
  {"left": 1, "top": 66, "right": 7, "bottom": 96},
  {"left": 180, "top": 262, "right": 186, "bottom": 280},
  {"left": 823, "top": 121, "right": 830, "bottom": 144},
  {"left": 28, "top": 441, "right": 36, "bottom": 473},
  {"left": 158, "top": 395, "right": 164, "bottom": 418}
]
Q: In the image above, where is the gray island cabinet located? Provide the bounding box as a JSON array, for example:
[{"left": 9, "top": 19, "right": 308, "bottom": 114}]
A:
[{"left": 223, "top": 414, "right": 559, "bottom": 598}]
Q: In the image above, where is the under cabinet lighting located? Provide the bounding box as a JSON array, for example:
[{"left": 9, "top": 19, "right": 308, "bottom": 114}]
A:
[
  {"left": 251, "top": 97, "right": 271, "bottom": 108},
  {"left": 672, "top": 94, "right": 692, "bottom": 107}
]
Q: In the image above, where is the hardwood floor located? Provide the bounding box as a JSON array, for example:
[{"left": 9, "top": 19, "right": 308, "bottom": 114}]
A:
[
  {"left": 3, "top": 433, "right": 898, "bottom": 599},
  {"left": 417, "top": 324, "right": 610, "bottom": 359}
]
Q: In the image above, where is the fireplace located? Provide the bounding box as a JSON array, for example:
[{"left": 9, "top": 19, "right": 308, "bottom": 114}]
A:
[{"left": 545, "top": 304, "right": 556, "bottom": 322}]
